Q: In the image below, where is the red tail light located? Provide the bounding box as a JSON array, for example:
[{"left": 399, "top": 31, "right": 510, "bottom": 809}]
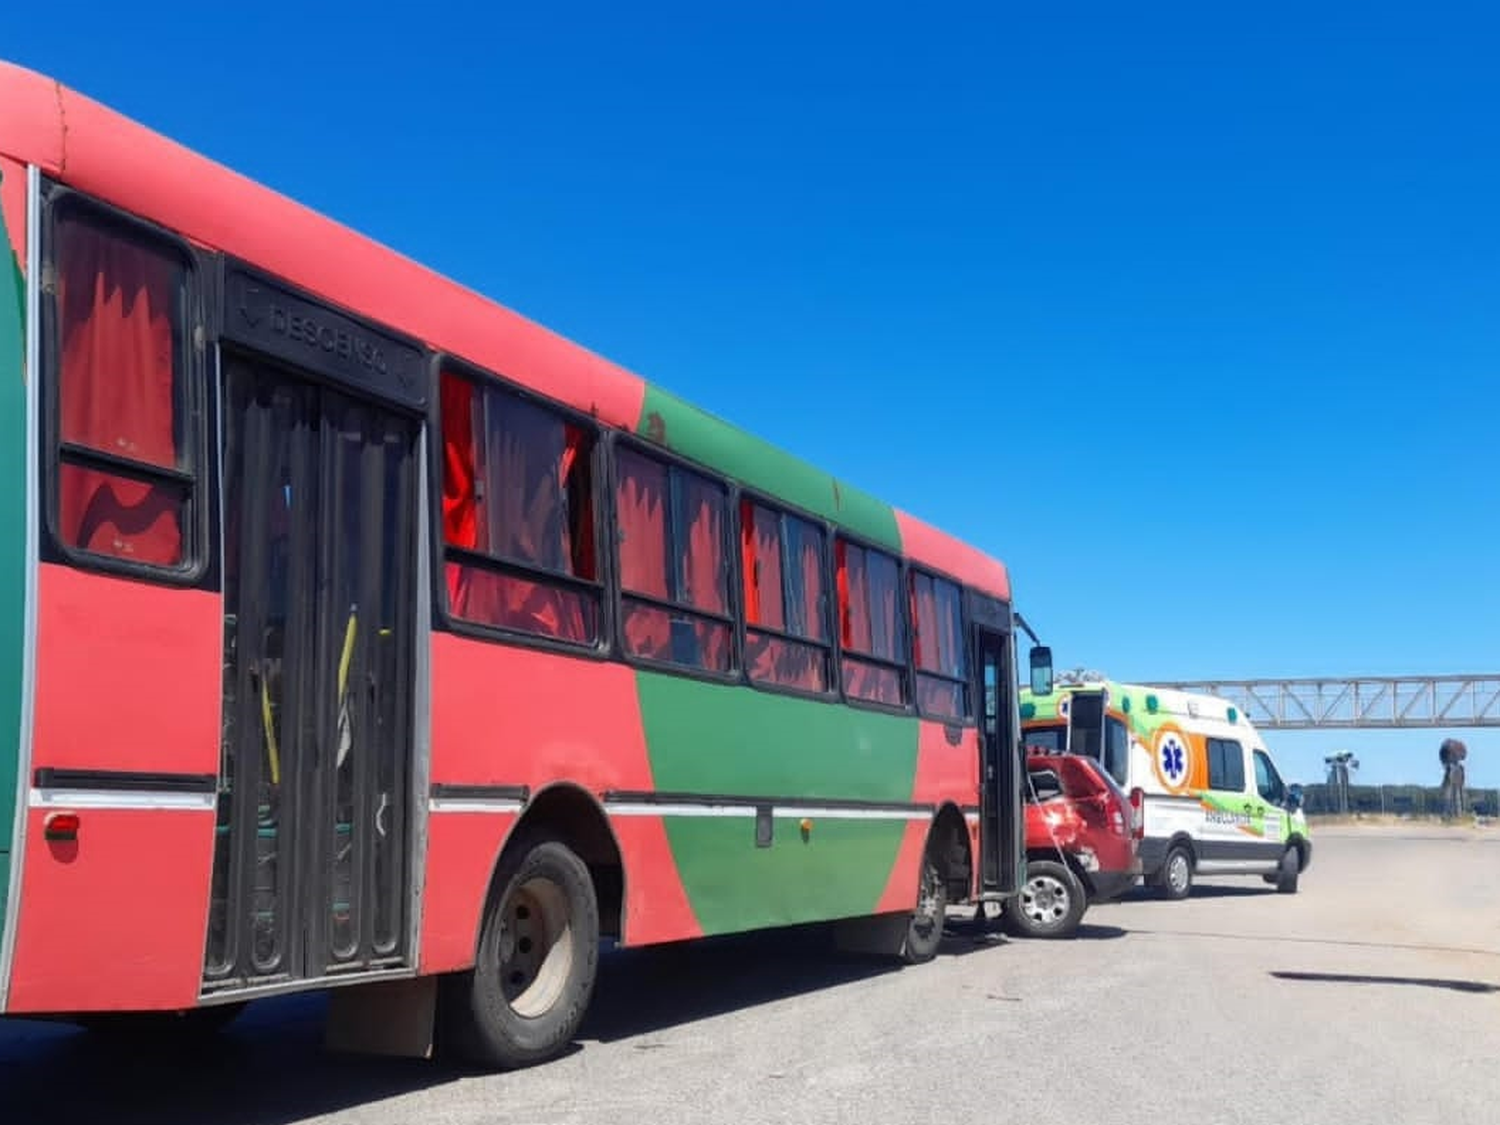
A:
[
  {"left": 1129, "top": 787, "right": 1145, "bottom": 839},
  {"left": 1098, "top": 786, "right": 1127, "bottom": 836}
]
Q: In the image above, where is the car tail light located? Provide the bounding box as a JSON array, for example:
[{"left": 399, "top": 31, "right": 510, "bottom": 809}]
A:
[
  {"left": 1101, "top": 786, "right": 1127, "bottom": 835},
  {"left": 1129, "top": 787, "right": 1145, "bottom": 839}
]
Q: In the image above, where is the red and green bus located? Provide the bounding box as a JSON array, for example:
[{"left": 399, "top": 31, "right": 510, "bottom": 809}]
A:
[{"left": 0, "top": 61, "right": 1034, "bottom": 1068}]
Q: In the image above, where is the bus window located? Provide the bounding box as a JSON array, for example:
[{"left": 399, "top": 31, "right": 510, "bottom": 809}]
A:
[
  {"left": 52, "top": 209, "right": 192, "bottom": 567},
  {"left": 910, "top": 569, "right": 969, "bottom": 720},
  {"left": 440, "top": 371, "right": 600, "bottom": 645},
  {"left": 615, "top": 447, "right": 732, "bottom": 674},
  {"left": 742, "top": 499, "right": 832, "bottom": 693},
  {"left": 836, "top": 538, "right": 908, "bottom": 707}
]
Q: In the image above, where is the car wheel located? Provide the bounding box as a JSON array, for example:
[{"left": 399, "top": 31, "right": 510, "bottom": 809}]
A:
[
  {"left": 1003, "top": 860, "right": 1087, "bottom": 939},
  {"left": 1160, "top": 844, "right": 1193, "bottom": 901}
]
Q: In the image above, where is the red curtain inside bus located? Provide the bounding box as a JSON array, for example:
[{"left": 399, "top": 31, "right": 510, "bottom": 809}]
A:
[
  {"left": 743, "top": 502, "right": 827, "bottom": 692},
  {"left": 441, "top": 374, "right": 478, "bottom": 557},
  {"left": 742, "top": 501, "right": 785, "bottom": 630},
  {"left": 55, "top": 217, "right": 184, "bottom": 565},
  {"left": 680, "top": 473, "right": 727, "bottom": 616},
  {"left": 837, "top": 539, "right": 903, "bottom": 705},
  {"left": 440, "top": 372, "right": 596, "bottom": 644},
  {"left": 911, "top": 571, "right": 965, "bottom": 718},
  {"left": 616, "top": 449, "right": 729, "bottom": 672},
  {"left": 615, "top": 448, "right": 671, "bottom": 659}
]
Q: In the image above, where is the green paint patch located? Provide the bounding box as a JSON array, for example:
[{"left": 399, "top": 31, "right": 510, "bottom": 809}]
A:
[
  {"left": 0, "top": 170, "right": 26, "bottom": 938},
  {"left": 664, "top": 816, "right": 905, "bottom": 935},
  {"left": 636, "top": 384, "right": 900, "bottom": 551},
  {"left": 636, "top": 672, "right": 918, "bottom": 803}
]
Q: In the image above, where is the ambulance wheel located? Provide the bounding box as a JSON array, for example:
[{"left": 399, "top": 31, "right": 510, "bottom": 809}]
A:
[
  {"left": 1160, "top": 844, "right": 1194, "bottom": 900},
  {"left": 1274, "top": 847, "right": 1300, "bottom": 894}
]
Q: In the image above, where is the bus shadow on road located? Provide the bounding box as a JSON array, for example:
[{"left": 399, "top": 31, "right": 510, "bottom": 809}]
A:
[
  {"left": 0, "top": 921, "right": 1017, "bottom": 1123},
  {"left": 582, "top": 925, "right": 930, "bottom": 1042},
  {"left": 579, "top": 916, "right": 1029, "bottom": 1043},
  {"left": 0, "top": 995, "right": 462, "bottom": 1125}
]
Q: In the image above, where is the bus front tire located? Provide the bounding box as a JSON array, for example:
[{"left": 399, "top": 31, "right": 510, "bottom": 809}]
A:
[{"left": 444, "top": 838, "right": 599, "bottom": 1070}]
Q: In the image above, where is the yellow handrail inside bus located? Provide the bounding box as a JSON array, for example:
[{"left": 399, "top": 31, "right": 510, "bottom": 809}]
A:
[
  {"left": 338, "top": 608, "right": 358, "bottom": 701},
  {"left": 260, "top": 664, "right": 281, "bottom": 787}
]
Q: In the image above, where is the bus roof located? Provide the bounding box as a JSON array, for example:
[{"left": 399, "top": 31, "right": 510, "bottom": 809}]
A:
[{"left": 0, "top": 61, "right": 1008, "bottom": 601}]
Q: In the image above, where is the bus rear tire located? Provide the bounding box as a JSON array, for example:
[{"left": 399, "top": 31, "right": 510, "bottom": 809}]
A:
[
  {"left": 444, "top": 838, "right": 599, "bottom": 1070},
  {"left": 900, "top": 853, "right": 948, "bottom": 964}
]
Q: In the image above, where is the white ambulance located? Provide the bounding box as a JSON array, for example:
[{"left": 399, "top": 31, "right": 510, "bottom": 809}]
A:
[{"left": 1017, "top": 675, "right": 1311, "bottom": 898}]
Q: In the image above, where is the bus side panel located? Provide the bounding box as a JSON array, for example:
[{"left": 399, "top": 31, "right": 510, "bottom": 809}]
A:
[
  {"left": 429, "top": 633, "right": 657, "bottom": 794},
  {"left": 609, "top": 815, "right": 703, "bottom": 945},
  {"left": 30, "top": 567, "right": 221, "bottom": 774},
  {"left": 6, "top": 806, "right": 213, "bottom": 1011},
  {"left": 662, "top": 815, "right": 909, "bottom": 936},
  {"left": 874, "top": 819, "right": 932, "bottom": 914},
  {"left": 426, "top": 633, "right": 702, "bottom": 960},
  {"left": 636, "top": 674, "right": 917, "bottom": 935},
  {"left": 911, "top": 720, "right": 978, "bottom": 807},
  {"left": 911, "top": 718, "right": 980, "bottom": 896},
  {"left": 7, "top": 566, "right": 221, "bottom": 1012},
  {"left": 418, "top": 810, "right": 518, "bottom": 974},
  {"left": 0, "top": 156, "right": 30, "bottom": 977}
]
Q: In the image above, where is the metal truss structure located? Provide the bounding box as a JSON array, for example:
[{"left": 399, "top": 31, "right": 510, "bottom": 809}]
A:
[{"left": 1151, "top": 676, "right": 1500, "bottom": 730}]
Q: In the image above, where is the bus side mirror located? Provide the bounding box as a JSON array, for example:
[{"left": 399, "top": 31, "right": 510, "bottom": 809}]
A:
[
  {"left": 1029, "top": 645, "right": 1053, "bottom": 696},
  {"left": 1286, "top": 783, "right": 1304, "bottom": 812}
]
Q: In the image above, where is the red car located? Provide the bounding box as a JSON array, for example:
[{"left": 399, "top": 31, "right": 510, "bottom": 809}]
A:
[{"left": 1001, "top": 750, "right": 1143, "bottom": 939}]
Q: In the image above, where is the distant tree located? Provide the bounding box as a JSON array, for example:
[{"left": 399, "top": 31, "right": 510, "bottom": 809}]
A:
[
  {"left": 1324, "top": 751, "right": 1359, "bottom": 814},
  {"left": 1439, "top": 739, "right": 1467, "bottom": 819}
]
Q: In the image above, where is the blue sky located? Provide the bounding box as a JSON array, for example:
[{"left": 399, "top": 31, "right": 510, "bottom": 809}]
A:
[{"left": 8, "top": 2, "right": 1498, "bottom": 786}]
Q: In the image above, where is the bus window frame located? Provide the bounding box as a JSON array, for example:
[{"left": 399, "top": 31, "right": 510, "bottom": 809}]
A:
[
  {"left": 608, "top": 432, "right": 742, "bottom": 684},
  {"left": 907, "top": 563, "right": 974, "bottom": 724},
  {"left": 832, "top": 529, "right": 914, "bottom": 716},
  {"left": 427, "top": 352, "right": 614, "bottom": 661},
  {"left": 734, "top": 487, "right": 838, "bottom": 703},
  {"left": 38, "top": 182, "right": 211, "bottom": 588}
]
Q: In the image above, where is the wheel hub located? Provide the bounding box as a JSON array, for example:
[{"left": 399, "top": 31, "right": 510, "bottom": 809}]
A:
[
  {"left": 1021, "top": 874, "right": 1070, "bottom": 924},
  {"left": 498, "top": 877, "right": 574, "bottom": 1019}
]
